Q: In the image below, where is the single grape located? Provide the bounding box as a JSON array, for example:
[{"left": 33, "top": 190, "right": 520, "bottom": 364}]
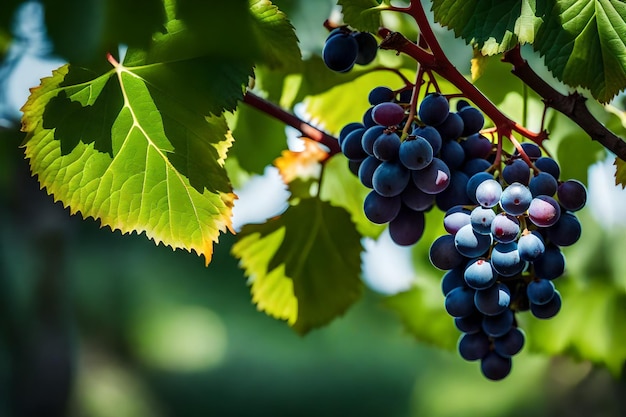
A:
[
  {"left": 534, "top": 156, "right": 560, "bottom": 180},
  {"left": 435, "top": 170, "right": 472, "bottom": 211},
  {"left": 475, "top": 179, "right": 502, "bottom": 208},
  {"left": 466, "top": 172, "right": 494, "bottom": 204},
  {"left": 373, "top": 131, "right": 401, "bottom": 161},
  {"left": 362, "top": 106, "right": 376, "bottom": 127},
  {"left": 372, "top": 161, "right": 410, "bottom": 197},
  {"left": 491, "top": 242, "right": 525, "bottom": 277},
  {"left": 470, "top": 206, "right": 496, "bottom": 235},
  {"left": 412, "top": 158, "right": 451, "bottom": 194},
  {"left": 368, "top": 86, "right": 395, "bottom": 105},
  {"left": 493, "top": 327, "right": 525, "bottom": 358},
  {"left": 528, "top": 195, "right": 561, "bottom": 227},
  {"left": 500, "top": 182, "right": 533, "bottom": 215},
  {"left": 517, "top": 230, "right": 545, "bottom": 261},
  {"left": 533, "top": 244, "right": 565, "bottom": 280},
  {"left": 454, "top": 311, "right": 484, "bottom": 334},
  {"left": 352, "top": 31, "right": 378, "bottom": 65},
  {"left": 474, "top": 282, "right": 511, "bottom": 316},
  {"left": 441, "top": 266, "right": 466, "bottom": 296},
  {"left": 372, "top": 102, "right": 405, "bottom": 126},
  {"left": 389, "top": 205, "right": 425, "bottom": 246},
  {"left": 546, "top": 212, "right": 582, "bottom": 246},
  {"left": 429, "top": 234, "right": 467, "bottom": 270},
  {"left": 530, "top": 290, "right": 561, "bottom": 319},
  {"left": 357, "top": 156, "right": 382, "bottom": 188},
  {"left": 412, "top": 126, "right": 442, "bottom": 154},
  {"left": 481, "top": 352, "right": 512, "bottom": 381},
  {"left": 458, "top": 331, "right": 490, "bottom": 361},
  {"left": 361, "top": 125, "right": 386, "bottom": 156},
  {"left": 445, "top": 286, "right": 476, "bottom": 318},
  {"left": 455, "top": 224, "right": 492, "bottom": 258},
  {"left": 341, "top": 127, "right": 367, "bottom": 160},
  {"left": 397, "top": 89, "right": 413, "bottom": 104},
  {"left": 526, "top": 279, "right": 555, "bottom": 305},
  {"left": 401, "top": 180, "right": 435, "bottom": 211},
  {"left": 462, "top": 158, "right": 491, "bottom": 177},
  {"left": 338, "top": 122, "right": 364, "bottom": 146},
  {"left": 514, "top": 142, "right": 542, "bottom": 159},
  {"left": 436, "top": 112, "right": 465, "bottom": 140},
  {"left": 399, "top": 136, "right": 434, "bottom": 170},
  {"left": 461, "top": 133, "right": 492, "bottom": 160},
  {"left": 458, "top": 106, "right": 484, "bottom": 136},
  {"left": 418, "top": 93, "right": 449, "bottom": 126},
  {"left": 502, "top": 159, "right": 531, "bottom": 185},
  {"left": 456, "top": 99, "right": 471, "bottom": 111},
  {"left": 490, "top": 213, "right": 520, "bottom": 244},
  {"left": 322, "top": 33, "right": 359, "bottom": 72},
  {"left": 529, "top": 172, "right": 558, "bottom": 197},
  {"left": 363, "top": 190, "right": 401, "bottom": 224},
  {"left": 464, "top": 258, "right": 497, "bottom": 290},
  {"left": 440, "top": 140, "right": 466, "bottom": 170},
  {"left": 482, "top": 309, "right": 514, "bottom": 338},
  {"left": 557, "top": 180, "right": 587, "bottom": 211},
  {"left": 443, "top": 205, "right": 472, "bottom": 235}
]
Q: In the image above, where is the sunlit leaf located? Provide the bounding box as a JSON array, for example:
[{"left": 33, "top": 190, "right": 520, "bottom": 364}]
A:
[
  {"left": 274, "top": 138, "right": 326, "bottom": 183},
  {"left": 232, "top": 198, "right": 363, "bottom": 334},
  {"left": 338, "top": 0, "right": 384, "bottom": 33},
  {"left": 614, "top": 157, "right": 626, "bottom": 188}
]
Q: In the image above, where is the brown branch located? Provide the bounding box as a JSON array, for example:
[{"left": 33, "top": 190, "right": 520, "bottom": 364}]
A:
[
  {"left": 502, "top": 46, "right": 626, "bottom": 162},
  {"left": 242, "top": 91, "right": 340, "bottom": 155}
]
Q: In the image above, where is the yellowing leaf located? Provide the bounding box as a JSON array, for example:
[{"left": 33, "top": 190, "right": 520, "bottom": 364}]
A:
[
  {"left": 232, "top": 198, "right": 363, "bottom": 334},
  {"left": 274, "top": 137, "right": 327, "bottom": 183},
  {"left": 615, "top": 157, "right": 626, "bottom": 188}
]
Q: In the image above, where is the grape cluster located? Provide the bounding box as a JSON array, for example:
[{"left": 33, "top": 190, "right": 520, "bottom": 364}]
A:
[
  {"left": 322, "top": 27, "right": 378, "bottom": 72},
  {"left": 337, "top": 88, "right": 488, "bottom": 246},
  {"left": 429, "top": 142, "right": 587, "bottom": 380}
]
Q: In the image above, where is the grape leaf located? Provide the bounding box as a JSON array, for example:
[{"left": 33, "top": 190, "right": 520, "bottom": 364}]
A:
[
  {"left": 534, "top": 0, "right": 626, "bottom": 103},
  {"left": 614, "top": 157, "right": 626, "bottom": 188},
  {"left": 249, "top": 0, "right": 302, "bottom": 71},
  {"left": 337, "top": 0, "right": 383, "bottom": 33},
  {"left": 274, "top": 138, "right": 326, "bottom": 183},
  {"left": 232, "top": 198, "right": 364, "bottom": 334},
  {"left": 431, "top": 0, "right": 542, "bottom": 54},
  {"left": 21, "top": 59, "right": 236, "bottom": 265}
]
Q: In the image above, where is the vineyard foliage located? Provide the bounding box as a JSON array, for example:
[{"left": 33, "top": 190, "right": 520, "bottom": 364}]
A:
[{"left": 3, "top": 0, "right": 626, "bottom": 374}]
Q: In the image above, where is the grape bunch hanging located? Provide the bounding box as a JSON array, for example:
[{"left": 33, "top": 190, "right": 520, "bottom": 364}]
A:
[{"left": 323, "top": 29, "right": 588, "bottom": 380}]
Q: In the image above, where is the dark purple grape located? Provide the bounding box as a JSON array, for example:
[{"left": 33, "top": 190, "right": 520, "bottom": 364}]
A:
[
  {"left": 481, "top": 352, "right": 512, "bottom": 380},
  {"left": 455, "top": 224, "right": 492, "bottom": 258},
  {"left": 373, "top": 131, "right": 401, "bottom": 161},
  {"left": 399, "top": 136, "right": 433, "bottom": 170},
  {"left": 494, "top": 327, "right": 525, "bottom": 357},
  {"left": 557, "top": 180, "right": 587, "bottom": 211},
  {"left": 458, "top": 331, "right": 490, "bottom": 361},
  {"left": 339, "top": 122, "right": 364, "bottom": 146},
  {"left": 533, "top": 244, "right": 565, "bottom": 280},
  {"left": 482, "top": 309, "right": 514, "bottom": 338},
  {"left": 412, "top": 158, "right": 451, "bottom": 194},
  {"left": 352, "top": 31, "right": 378, "bottom": 65},
  {"left": 361, "top": 125, "right": 385, "bottom": 156},
  {"left": 436, "top": 112, "right": 464, "bottom": 140},
  {"left": 322, "top": 33, "right": 358, "bottom": 72},
  {"left": 514, "top": 142, "right": 542, "bottom": 159},
  {"left": 474, "top": 283, "right": 511, "bottom": 316},
  {"left": 529, "top": 172, "right": 558, "bottom": 197},
  {"left": 546, "top": 212, "right": 581, "bottom": 246},
  {"left": 372, "top": 102, "right": 405, "bottom": 126},
  {"left": 341, "top": 127, "right": 367, "bottom": 160},
  {"left": 491, "top": 242, "right": 525, "bottom": 276},
  {"left": 456, "top": 99, "right": 471, "bottom": 111},
  {"left": 401, "top": 180, "right": 435, "bottom": 211},
  {"left": 454, "top": 310, "right": 483, "bottom": 334},
  {"left": 458, "top": 106, "right": 484, "bottom": 136},
  {"left": 363, "top": 106, "right": 376, "bottom": 127},
  {"left": 517, "top": 231, "right": 545, "bottom": 261},
  {"left": 441, "top": 266, "right": 466, "bottom": 296},
  {"left": 530, "top": 290, "right": 561, "bottom": 319},
  {"left": 372, "top": 161, "right": 410, "bottom": 197},
  {"left": 357, "top": 156, "right": 382, "bottom": 188},
  {"left": 445, "top": 286, "right": 476, "bottom": 317},
  {"left": 397, "top": 89, "right": 413, "bottom": 103},
  {"left": 528, "top": 195, "right": 561, "bottom": 227},
  {"left": 502, "top": 159, "right": 531, "bottom": 185},
  {"left": 418, "top": 93, "right": 449, "bottom": 126},
  {"left": 526, "top": 279, "right": 555, "bottom": 305},
  {"left": 435, "top": 170, "right": 471, "bottom": 211},
  {"left": 363, "top": 191, "right": 401, "bottom": 224},
  {"left": 461, "top": 133, "right": 492, "bottom": 159},
  {"left": 412, "top": 126, "right": 442, "bottom": 154},
  {"left": 429, "top": 234, "right": 466, "bottom": 270},
  {"left": 499, "top": 182, "right": 532, "bottom": 215},
  {"left": 462, "top": 157, "right": 491, "bottom": 177},
  {"left": 389, "top": 205, "right": 425, "bottom": 245},
  {"left": 368, "top": 86, "right": 395, "bottom": 105},
  {"left": 347, "top": 159, "right": 361, "bottom": 176},
  {"left": 464, "top": 258, "right": 497, "bottom": 290},
  {"left": 440, "top": 139, "right": 466, "bottom": 170},
  {"left": 535, "top": 156, "right": 560, "bottom": 180}
]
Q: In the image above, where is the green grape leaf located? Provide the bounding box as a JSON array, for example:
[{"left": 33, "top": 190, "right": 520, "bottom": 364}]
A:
[
  {"left": 21, "top": 58, "right": 238, "bottom": 265},
  {"left": 337, "top": 0, "right": 383, "bottom": 33},
  {"left": 249, "top": 0, "right": 302, "bottom": 71},
  {"left": 383, "top": 278, "right": 458, "bottom": 351},
  {"left": 431, "top": 0, "right": 542, "bottom": 54},
  {"left": 534, "top": 0, "right": 626, "bottom": 103},
  {"left": 614, "top": 157, "right": 626, "bottom": 188},
  {"left": 232, "top": 198, "right": 364, "bottom": 334}
]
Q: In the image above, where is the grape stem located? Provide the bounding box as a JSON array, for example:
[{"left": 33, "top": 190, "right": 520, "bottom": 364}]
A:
[
  {"left": 502, "top": 46, "right": 626, "bottom": 161},
  {"left": 242, "top": 91, "right": 340, "bottom": 155}
]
